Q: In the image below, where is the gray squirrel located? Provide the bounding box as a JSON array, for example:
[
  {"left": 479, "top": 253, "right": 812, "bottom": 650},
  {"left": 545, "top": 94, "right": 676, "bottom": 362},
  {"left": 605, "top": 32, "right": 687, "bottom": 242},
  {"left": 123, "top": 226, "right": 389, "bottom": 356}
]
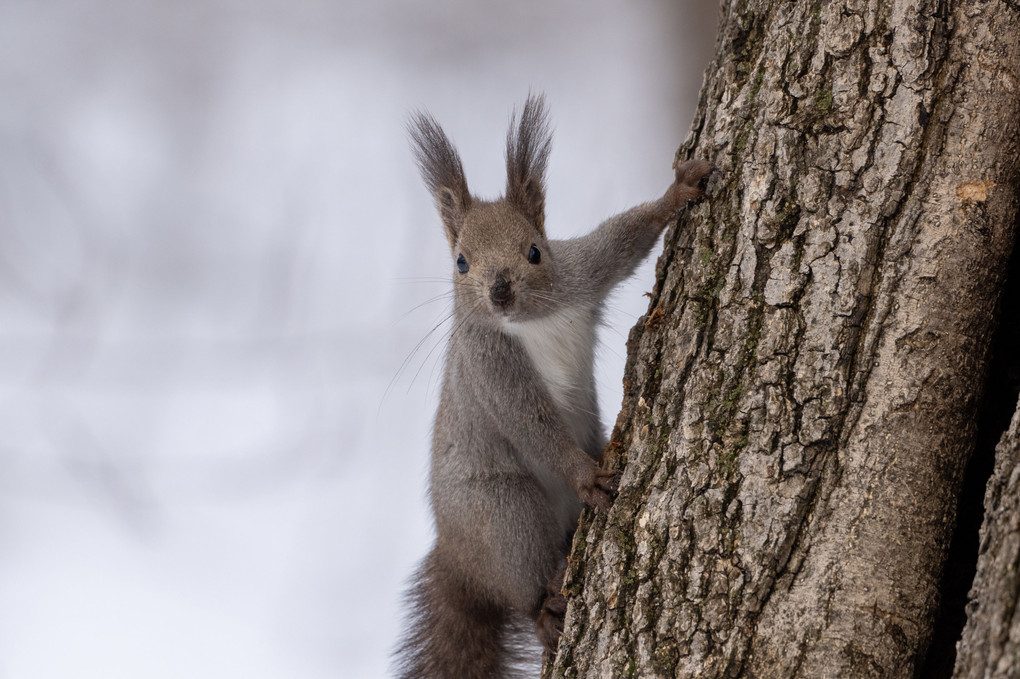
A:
[{"left": 395, "top": 94, "right": 712, "bottom": 678}]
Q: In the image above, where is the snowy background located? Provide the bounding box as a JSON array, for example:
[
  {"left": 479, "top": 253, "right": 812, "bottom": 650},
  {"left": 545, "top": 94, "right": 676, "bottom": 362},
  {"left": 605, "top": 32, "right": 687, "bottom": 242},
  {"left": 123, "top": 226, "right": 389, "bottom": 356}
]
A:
[{"left": 0, "top": 1, "right": 715, "bottom": 677}]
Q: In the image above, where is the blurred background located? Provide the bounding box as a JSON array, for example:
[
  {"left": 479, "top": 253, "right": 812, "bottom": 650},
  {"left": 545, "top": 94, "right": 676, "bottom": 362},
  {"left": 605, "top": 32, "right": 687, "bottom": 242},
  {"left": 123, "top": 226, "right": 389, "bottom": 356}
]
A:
[{"left": 0, "top": 1, "right": 715, "bottom": 676}]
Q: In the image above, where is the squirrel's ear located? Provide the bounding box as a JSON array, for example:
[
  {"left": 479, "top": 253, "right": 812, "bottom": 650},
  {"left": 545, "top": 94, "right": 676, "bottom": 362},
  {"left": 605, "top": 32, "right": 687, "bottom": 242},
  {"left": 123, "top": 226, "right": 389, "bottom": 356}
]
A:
[
  {"left": 408, "top": 111, "right": 471, "bottom": 246},
  {"left": 505, "top": 93, "right": 551, "bottom": 236}
]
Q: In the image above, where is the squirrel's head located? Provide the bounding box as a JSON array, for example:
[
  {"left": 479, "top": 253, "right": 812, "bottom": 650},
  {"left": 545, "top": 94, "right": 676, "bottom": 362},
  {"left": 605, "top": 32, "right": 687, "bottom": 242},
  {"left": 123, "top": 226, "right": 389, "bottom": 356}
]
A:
[{"left": 410, "top": 94, "right": 555, "bottom": 324}]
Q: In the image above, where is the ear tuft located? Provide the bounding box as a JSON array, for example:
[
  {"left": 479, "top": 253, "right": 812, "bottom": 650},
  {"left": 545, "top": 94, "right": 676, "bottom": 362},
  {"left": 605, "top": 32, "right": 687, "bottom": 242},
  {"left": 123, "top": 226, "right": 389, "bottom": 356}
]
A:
[
  {"left": 505, "top": 93, "right": 552, "bottom": 235},
  {"left": 408, "top": 111, "right": 471, "bottom": 245}
]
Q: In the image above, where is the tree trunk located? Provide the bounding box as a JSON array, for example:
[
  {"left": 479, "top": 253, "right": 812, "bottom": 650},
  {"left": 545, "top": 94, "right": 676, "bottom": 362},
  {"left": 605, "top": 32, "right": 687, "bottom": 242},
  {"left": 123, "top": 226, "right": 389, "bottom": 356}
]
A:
[
  {"left": 545, "top": 0, "right": 1020, "bottom": 677},
  {"left": 953, "top": 394, "right": 1020, "bottom": 679}
]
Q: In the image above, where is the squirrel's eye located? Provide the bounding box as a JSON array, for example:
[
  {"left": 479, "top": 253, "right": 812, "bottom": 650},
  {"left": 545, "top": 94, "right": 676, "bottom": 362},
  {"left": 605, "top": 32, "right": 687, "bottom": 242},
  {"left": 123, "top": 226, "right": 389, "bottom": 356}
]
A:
[
  {"left": 456, "top": 254, "right": 469, "bottom": 274},
  {"left": 527, "top": 244, "right": 541, "bottom": 265}
]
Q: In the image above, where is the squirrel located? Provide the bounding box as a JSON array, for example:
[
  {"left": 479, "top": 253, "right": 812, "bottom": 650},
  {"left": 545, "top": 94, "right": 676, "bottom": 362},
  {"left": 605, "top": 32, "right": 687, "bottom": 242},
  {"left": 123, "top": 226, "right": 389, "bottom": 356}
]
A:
[{"left": 394, "top": 94, "right": 713, "bottom": 679}]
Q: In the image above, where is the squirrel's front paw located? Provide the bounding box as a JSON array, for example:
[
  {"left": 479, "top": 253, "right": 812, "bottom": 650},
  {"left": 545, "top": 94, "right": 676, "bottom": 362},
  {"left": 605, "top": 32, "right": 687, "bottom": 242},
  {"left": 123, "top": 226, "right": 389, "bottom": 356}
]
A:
[
  {"left": 573, "top": 464, "right": 618, "bottom": 511},
  {"left": 676, "top": 158, "right": 715, "bottom": 190},
  {"left": 668, "top": 159, "right": 716, "bottom": 207}
]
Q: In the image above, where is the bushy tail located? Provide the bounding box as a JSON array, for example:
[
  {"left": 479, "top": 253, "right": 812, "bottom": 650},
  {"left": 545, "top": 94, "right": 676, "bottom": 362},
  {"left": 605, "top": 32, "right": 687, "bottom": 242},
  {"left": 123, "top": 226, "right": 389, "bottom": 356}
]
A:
[{"left": 394, "top": 550, "right": 536, "bottom": 679}]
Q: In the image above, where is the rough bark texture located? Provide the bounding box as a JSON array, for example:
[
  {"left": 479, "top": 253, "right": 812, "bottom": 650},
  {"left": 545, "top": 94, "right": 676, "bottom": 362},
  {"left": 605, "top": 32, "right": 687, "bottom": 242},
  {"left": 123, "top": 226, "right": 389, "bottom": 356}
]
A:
[
  {"left": 953, "top": 395, "right": 1020, "bottom": 679},
  {"left": 544, "top": 0, "right": 1020, "bottom": 677}
]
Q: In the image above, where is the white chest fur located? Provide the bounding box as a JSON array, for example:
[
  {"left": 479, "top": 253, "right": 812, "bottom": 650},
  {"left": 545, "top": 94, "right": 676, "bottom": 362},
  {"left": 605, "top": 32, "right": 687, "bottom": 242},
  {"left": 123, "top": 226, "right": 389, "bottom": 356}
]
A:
[
  {"left": 504, "top": 306, "right": 597, "bottom": 427},
  {"left": 504, "top": 306, "right": 598, "bottom": 535}
]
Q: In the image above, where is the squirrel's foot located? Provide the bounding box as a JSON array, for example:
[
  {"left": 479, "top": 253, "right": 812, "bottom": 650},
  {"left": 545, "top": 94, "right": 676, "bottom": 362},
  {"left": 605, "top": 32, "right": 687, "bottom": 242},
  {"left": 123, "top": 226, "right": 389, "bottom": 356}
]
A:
[{"left": 535, "top": 568, "right": 567, "bottom": 653}]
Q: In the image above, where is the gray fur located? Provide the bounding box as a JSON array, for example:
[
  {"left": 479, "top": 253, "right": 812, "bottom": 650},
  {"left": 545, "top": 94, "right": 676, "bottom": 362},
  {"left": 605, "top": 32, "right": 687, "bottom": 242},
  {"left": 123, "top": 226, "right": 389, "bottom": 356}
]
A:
[{"left": 396, "top": 96, "right": 712, "bottom": 679}]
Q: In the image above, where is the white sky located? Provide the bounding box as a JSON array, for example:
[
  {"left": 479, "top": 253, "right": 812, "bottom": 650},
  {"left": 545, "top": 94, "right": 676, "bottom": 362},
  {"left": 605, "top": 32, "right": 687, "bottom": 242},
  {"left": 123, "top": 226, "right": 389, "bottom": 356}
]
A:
[{"left": 0, "top": 1, "right": 716, "bottom": 676}]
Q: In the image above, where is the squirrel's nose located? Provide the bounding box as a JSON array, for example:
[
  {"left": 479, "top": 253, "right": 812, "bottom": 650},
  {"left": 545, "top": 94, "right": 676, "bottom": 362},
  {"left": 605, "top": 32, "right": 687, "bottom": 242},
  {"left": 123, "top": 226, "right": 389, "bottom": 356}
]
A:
[{"left": 489, "top": 276, "right": 515, "bottom": 308}]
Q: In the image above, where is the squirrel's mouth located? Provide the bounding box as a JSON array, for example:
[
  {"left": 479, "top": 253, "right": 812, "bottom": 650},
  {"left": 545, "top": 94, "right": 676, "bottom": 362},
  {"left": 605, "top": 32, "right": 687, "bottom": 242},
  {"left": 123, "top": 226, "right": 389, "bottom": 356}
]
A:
[
  {"left": 496, "top": 301, "right": 532, "bottom": 325},
  {"left": 495, "top": 306, "right": 518, "bottom": 323}
]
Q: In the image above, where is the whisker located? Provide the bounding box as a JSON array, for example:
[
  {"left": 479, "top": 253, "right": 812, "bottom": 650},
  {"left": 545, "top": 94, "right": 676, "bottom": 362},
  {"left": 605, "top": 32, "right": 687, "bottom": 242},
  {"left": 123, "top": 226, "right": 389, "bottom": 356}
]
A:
[
  {"left": 392, "top": 276, "right": 453, "bottom": 284},
  {"left": 424, "top": 305, "right": 478, "bottom": 395},
  {"left": 394, "top": 292, "right": 455, "bottom": 322},
  {"left": 379, "top": 305, "right": 455, "bottom": 413}
]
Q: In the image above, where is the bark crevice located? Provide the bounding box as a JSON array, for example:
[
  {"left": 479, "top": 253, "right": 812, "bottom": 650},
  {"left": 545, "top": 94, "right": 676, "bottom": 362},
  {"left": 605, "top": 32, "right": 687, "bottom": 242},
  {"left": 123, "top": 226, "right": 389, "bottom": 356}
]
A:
[{"left": 921, "top": 219, "right": 1020, "bottom": 679}]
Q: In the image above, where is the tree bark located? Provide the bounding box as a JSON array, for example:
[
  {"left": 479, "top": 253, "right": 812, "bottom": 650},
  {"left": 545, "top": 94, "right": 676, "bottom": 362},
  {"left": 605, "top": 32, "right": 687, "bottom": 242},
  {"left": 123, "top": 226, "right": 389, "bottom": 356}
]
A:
[
  {"left": 953, "top": 394, "right": 1020, "bottom": 679},
  {"left": 545, "top": 0, "right": 1020, "bottom": 677}
]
